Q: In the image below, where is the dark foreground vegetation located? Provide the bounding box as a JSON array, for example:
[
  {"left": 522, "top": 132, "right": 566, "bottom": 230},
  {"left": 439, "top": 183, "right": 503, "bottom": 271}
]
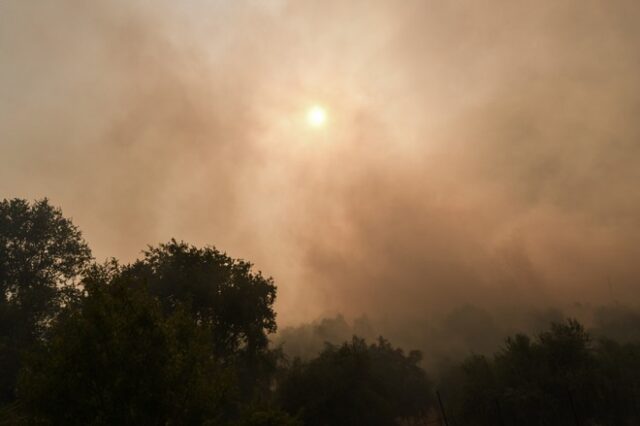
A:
[{"left": 1, "top": 198, "right": 639, "bottom": 425}]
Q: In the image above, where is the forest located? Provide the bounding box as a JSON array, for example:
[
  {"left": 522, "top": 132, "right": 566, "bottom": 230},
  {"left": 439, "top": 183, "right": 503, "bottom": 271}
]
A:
[{"left": 1, "top": 198, "right": 639, "bottom": 425}]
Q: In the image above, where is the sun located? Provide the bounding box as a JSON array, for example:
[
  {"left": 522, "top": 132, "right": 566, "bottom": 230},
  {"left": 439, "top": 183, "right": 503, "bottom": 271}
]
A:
[{"left": 306, "top": 105, "right": 327, "bottom": 128}]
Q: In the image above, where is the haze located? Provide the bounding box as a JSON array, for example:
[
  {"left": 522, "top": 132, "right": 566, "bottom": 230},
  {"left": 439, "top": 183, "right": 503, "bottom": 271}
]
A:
[{"left": 1, "top": 0, "right": 639, "bottom": 327}]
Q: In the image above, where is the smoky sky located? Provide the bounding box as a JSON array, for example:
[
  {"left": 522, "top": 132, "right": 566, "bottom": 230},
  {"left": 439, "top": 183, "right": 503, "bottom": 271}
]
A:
[{"left": 1, "top": 0, "right": 640, "bottom": 325}]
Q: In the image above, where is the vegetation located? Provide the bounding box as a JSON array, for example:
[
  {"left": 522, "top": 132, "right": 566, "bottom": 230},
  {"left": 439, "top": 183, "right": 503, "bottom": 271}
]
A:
[
  {"left": 0, "top": 198, "right": 91, "bottom": 405},
  {"left": 439, "top": 320, "right": 640, "bottom": 425},
  {"left": 19, "top": 271, "right": 234, "bottom": 424},
  {"left": 278, "top": 337, "right": 431, "bottom": 426},
  {"left": 1, "top": 198, "right": 640, "bottom": 425}
]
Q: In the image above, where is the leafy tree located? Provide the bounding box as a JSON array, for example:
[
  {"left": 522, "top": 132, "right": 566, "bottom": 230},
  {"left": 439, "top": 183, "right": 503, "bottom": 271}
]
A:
[
  {"left": 18, "top": 264, "right": 235, "bottom": 425},
  {"left": 278, "top": 337, "right": 432, "bottom": 426},
  {"left": 122, "top": 240, "right": 278, "bottom": 395},
  {"left": 442, "top": 319, "right": 640, "bottom": 426},
  {"left": 124, "top": 240, "right": 276, "bottom": 356},
  {"left": 0, "top": 198, "right": 91, "bottom": 403},
  {"left": 592, "top": 338, "right": 640, "bottom": 425}
]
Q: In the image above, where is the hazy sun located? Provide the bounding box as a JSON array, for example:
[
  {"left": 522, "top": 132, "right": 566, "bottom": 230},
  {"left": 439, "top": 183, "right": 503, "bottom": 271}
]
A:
[{"left": 306, "top": 105, "right": 327, "bottom": 128}]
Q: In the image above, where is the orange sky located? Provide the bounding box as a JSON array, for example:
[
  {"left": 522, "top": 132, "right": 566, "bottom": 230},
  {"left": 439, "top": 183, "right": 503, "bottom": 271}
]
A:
[{"left": 2, "top": 0, "right": 640, "bottom": 324}]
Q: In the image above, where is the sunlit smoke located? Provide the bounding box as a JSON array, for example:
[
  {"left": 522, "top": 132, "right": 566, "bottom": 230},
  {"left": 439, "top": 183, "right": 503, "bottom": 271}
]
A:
[{"left": 1, "top": 0, "right": 640, "bottom": 329}]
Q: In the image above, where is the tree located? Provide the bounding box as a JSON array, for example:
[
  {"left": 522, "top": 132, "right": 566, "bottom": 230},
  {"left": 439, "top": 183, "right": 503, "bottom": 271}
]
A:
[
  {"left": 18, "top": 264, "right": 236, "bottom": 425},
  {"left": 278, "top": 337, "right": 432, "bottom": 426},
  {"left": 122, "top": 240, "right": 278, "bottom": 396},
  {"left": 442, "top": 319, "right": 635, "bottom": 426},
  {"left": 0, "top": 198, "right": 91, "bottom": 404},
  {"left": 592, "top": 338, "right": 640, "bottom": 425}
]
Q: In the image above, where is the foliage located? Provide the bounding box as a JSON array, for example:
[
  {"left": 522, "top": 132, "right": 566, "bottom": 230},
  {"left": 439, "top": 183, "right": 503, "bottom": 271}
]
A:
[
  {"left": 121, "top": 240, "right": 279, "bottom": 401},
  {"left": 0, "top": 198, "right": 91, "bottom": 404},
  {"left": 278, "top": 337, "right": 432, "bottom": 426},
  {"left": 440, "top": 319, "right": 640, "bottom": 426},
  {"left": 18, "top": 269, "right": 236, "bottom": 425},
  {"left": 6, "top": 197, "right": 640, "bottom": 425},
  {"left": 123, "top": 240, "right": 277, "bottom": 358}
]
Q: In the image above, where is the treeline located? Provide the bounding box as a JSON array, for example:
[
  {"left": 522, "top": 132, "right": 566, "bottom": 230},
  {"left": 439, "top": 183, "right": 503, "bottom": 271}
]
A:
[
  {"left": 438, "top": 320, "right": 640, "bottom": 425},
  {"left": 0, "top": 199, "right": 429, "bottom": 425},
  {"left": 1, "top": 198, "right": 639, "bottom": 425}
]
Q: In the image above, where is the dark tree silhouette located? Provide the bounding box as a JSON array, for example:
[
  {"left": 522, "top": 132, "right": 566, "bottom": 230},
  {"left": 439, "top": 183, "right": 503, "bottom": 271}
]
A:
[
  {"left": 440, "top": 319, "right": 640, "bottom": 426},
  {"left": 124, "top": 240, "right": 277, "bottom": 358},
  {"left": 18, "top": 265, "right": 235, "bottom": 425},
  {"left": 5, "top": 198, "right": 640, "bottom": 425},
  {"left": 0, "top": 198, "right": 91, "bottom": 404},
  {"left": 122, "top": 240, "right": 279, "bottom": 398},
  {"left": 278, "top": 337, "right": 432, "bottom": 426}
]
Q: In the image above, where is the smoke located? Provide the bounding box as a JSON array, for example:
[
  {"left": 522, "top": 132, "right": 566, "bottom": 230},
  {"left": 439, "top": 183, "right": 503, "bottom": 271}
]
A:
[{"left": 1, "top": 0, "right": 640, "bottom": 329}]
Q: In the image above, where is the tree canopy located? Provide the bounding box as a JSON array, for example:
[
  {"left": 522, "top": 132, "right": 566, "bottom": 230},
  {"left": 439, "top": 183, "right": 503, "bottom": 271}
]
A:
[
  {"left": 123, "top": 240, "right": 277, "bottom": 358},
  {"left": 439, "top": 319, "right": 640, "bottom": 425},
  {"left": 3, "top": 198, "right": 640, "bottom": 425},
  {"left": 19, "top": 267, "right": 235, "bottom": 425},
  {"left": 278, "top": 337, "right": 432, "bottom": 426},
  {"left": 0, "top": 198, "right": 91, "bottom": 403},
  {"left": 122, "top": 240, "right": 279, "bottom": 397}
]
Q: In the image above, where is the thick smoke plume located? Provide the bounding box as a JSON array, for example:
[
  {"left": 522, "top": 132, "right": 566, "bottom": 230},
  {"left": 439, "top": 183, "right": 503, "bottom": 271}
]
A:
[{"left": 2, "top": 0, "right": 640, "bottom": 332}]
